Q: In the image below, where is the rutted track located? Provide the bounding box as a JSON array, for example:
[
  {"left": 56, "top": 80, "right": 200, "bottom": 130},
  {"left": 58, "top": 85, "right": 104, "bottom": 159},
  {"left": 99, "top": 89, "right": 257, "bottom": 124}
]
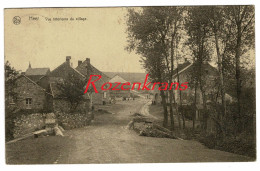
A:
[{"left": 56, "top": 99, "right": 251, "bottom": 163}]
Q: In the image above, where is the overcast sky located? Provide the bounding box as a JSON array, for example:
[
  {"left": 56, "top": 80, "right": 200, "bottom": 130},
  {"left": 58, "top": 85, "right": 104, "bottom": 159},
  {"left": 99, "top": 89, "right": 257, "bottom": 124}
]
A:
[
  {"left": 5, "top": 8, "right": 145, "bottom": 73},
  {"left": 5, "top": 8, "right": 255, "bottom": 73}
]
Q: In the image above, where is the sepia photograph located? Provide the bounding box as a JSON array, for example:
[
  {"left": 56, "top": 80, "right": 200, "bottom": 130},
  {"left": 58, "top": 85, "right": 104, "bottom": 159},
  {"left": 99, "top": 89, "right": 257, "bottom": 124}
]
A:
[{"left": 4, "top": 6, "right": 256, "bottom": 164}]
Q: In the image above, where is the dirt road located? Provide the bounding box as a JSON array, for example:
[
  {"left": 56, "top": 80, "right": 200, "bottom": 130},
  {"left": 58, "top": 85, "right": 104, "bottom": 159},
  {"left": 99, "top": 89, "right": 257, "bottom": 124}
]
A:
[{"left": 57, "top": 98, "right": 251, "bottom": 164}]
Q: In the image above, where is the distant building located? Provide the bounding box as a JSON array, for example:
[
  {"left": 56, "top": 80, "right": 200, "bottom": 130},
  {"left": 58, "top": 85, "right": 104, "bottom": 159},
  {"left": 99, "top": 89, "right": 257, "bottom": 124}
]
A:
[
  {"left": 104, "top": 72, "right": 148, "bottom": 98},
  {"left": 108, "top": 74, "right": 131, "bottom": 99},
  {"left": 25, "top": 63, "right": 50, "bottom": 90},
  {"left": 25, "top": 63, "right": 50, "bottom": 82}
]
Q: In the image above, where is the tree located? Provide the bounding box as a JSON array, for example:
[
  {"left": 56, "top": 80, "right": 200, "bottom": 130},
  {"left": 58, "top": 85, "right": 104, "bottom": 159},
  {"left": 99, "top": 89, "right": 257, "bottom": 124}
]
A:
[
  {"left": 5, "top": 60, "right": 19, "bottom": 106},
  {"left": 126, "top": 7, "right": 169, "bottom": 127},
  {"left": 185, "top": 7, "right": 212, "bottom": 130},
  {"left": 228, "top": 6, "right": 255, "bottom": 133},
  {"left": 126, "top": 7, "right": 185, "bottom": 129},
  {"left": 206, "top": 6, "right": 227, "bottom": 118},
  {"left": 57, "top": 73, "right": 87, "bottom": 113},
  {"left": 5, "top": 60, "right": 19, "bottom": 141}
]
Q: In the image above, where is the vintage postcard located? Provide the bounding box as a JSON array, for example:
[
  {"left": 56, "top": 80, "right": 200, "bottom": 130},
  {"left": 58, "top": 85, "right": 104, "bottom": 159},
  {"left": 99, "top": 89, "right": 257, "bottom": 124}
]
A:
[{"left": 4, "top": 7, "right": 255, "bottom": 164}]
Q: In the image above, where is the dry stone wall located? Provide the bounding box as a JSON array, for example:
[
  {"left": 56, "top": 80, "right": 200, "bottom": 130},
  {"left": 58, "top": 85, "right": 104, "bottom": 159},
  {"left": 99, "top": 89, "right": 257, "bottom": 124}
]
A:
[{"left": 13, "top": 113, "right": 45, "bottom": 138}]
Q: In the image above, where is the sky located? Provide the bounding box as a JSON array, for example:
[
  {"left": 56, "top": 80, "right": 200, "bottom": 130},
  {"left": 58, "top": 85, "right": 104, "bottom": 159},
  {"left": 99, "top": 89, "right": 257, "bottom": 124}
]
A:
[
  {"left": 4, "top": 7, "right": 255, "bottom": 73},
  {"left": 4, "top": 8, "right": 145, "bottom": 73}
]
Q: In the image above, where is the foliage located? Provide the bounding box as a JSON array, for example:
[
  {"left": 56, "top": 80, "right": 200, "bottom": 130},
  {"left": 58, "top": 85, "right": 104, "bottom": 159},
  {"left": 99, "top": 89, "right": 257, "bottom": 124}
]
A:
[
  {"left": 56, "top": 73, "right": 87, "bottom": 112},
  {"left": 5, "top": 61, "right": 19, "bottom": 104},
  {"left": 126, "top": 6, "right": 255, "bottom": 157},
  {"left": 5, "top": 61, "right": 19, "bottom": 141}
]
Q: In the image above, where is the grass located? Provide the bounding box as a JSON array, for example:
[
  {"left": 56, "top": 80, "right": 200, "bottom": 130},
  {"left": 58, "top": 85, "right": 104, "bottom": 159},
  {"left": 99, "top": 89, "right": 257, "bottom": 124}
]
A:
[
  {"left": 149, "top": 104, "right": 256, "bottom": 159},
  {"left": 6, "top": 135, "right": 74, "bottom": 164}
]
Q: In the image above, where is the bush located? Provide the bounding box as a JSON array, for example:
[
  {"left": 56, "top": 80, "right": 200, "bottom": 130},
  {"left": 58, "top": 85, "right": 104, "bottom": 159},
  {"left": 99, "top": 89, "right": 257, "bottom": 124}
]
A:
[
  {"left": 179, "top": 105, "right": 194, "bottom": 120},
  {"left": 5, "top": 107, "right": 18, "bottom": 141},
  {"left": 198, "top": 132, "right": 256, "bottom": 158},
  {"left": 198, "top": 133, "right": 217, "bottom": 149}
]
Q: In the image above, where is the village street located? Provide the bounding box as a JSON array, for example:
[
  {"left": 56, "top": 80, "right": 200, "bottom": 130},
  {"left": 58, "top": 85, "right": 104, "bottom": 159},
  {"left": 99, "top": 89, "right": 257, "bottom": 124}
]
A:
[{"left": 55, "top": 97, "right": 251, "bottom": 164}]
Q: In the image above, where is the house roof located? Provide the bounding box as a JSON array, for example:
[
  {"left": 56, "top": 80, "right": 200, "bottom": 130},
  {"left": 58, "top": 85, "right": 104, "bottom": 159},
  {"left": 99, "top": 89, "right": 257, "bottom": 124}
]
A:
[
  {"left": 109, "top": 75, "right": 128, "bottom": 83},
  {"left": 25, "top": 68, "right": 50, "bottom": 76},
  {"left": 26, "top": 75, "right": 44, "bottom": 82},
  {"left": 76, "top": 60, "right": 110, "bottom": 83},
  {"left": 172, "top": 61, "right": 192, "bottom": 77},
  {"left": 173, "top": 61, "right": 235, "bottom": 99},
  {"left": 15, "top": 74, "right": 52, "bottom": 96},
  {"left": 49, "top": 62, "right": 85, "bottom": 79},
  {"left": 104, "top": 72, "right": 147, "bottom": 83},
  {"left": 25, "top": 67, "right": 50, "bottom": 82}
]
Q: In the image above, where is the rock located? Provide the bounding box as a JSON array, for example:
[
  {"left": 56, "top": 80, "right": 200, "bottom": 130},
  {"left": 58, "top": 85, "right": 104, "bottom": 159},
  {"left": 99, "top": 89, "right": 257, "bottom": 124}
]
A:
[
  {"left": 33, "top": 129, "right": 48, "bottom": 138},
  {"left": 126, "top": 120, "right": 134, "bottom": 129},
  {"left": 54, "top": 126, "right": 64, "bottom": 136},
  {"left": 133, "top": 121, "right": 176, "bottom": 139},
  {"left": 58, "top": 125, "right": 65, "bottom": 132}
]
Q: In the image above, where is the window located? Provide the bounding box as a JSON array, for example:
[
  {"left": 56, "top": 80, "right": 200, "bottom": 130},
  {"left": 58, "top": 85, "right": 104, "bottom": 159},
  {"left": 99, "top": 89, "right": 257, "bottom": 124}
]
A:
[
  {"left": 25, "top": 98, "right": 32, "bottom": 109},
  {"left": 103, "top": 92, "right": 107, "bottom": 98}
]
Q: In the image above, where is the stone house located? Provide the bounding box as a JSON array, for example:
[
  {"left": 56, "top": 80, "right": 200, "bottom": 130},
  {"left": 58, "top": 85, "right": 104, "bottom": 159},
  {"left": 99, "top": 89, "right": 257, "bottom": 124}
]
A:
[
  {"left": 9, "top": 56, "right": 93, "bottom": 114},
  {"left": 49, "top": 56, "right": 92, "bottom": 114},
  {"left": 173, "top": 61, "right": 234, "bottom": 106},
  {"left": 152, "top": 61, "right": 234, "bottom": 132},
  {"left": 11, "top": 74, "right": 52, "bottom": 112},
  {"left": 76, "top": 58, "right": 111, "bottom": 105},
  {"left": 152, "top": 61, "right": 234, "bottom": 105}
]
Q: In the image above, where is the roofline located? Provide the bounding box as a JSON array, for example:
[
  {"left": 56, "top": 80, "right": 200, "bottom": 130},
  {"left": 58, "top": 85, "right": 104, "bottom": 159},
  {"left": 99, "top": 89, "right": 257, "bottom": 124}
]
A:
[
  {"left": 91, "top": 64, "right": 111, "bottom": 79},
  {"left": 50, "top": 62, "right": 86, "bottom": 79},
  {"left": 76, "top": 62, "right": 111, "bottom": 81},
  {"left": 173, "top": 63, "right": 193, "bottom": 78},
  {"left": 20, "top": 75, "right": 53, "bottom": 97},
  {"left": 72, "top": 67, "right": 86, "bottom": 78},
  {"left": 109, "top": 74, "right": 128, "bottom": 83}
]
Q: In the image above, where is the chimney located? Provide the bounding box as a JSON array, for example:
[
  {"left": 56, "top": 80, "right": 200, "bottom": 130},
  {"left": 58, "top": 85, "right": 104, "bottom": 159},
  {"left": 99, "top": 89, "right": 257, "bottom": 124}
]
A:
[
  {"left": 86, "top": 58, "right": 90, "bottom": 65},
  {"left": 66, "top": 56, "right": 71, "bottom": 63},
  {"left": 78, "top": 60, "right": 82, "bottom": 66}
]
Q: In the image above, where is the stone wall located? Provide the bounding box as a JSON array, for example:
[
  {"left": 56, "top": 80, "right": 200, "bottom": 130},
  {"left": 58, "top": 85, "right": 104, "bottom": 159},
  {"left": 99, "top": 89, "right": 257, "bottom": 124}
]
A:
[
  {"left": 12, "top": 111, "right": 92, "bottom": 139},
  {"left": 13, "top": 113, "right": 46, "bottom": 138},
  {"left": 53, "top": 99, "right": 92, "bottom": 129},
  {"left": 57, "top": 113, "right": 92, "bottom": 130},
  {"left": 53, "top": 98, "right": 91, "bottom": 114}
]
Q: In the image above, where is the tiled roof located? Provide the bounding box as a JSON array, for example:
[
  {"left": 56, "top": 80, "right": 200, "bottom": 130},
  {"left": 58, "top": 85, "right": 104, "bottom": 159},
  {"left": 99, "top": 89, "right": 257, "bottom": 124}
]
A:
[
  {"left": 49, "top": 62, "right": 85, "bottom": 79},
  {"left": 15, "top": 74, "right": 52, "bottom": 96},
  {"left": 76, "top": 60, "right": 110, "bottom": 83},
  {"left": 25, "top": 68, "right": 50, "bottom": 76},
  {"left": 26, "top": 75, "right": 44, "bottom": 82}
]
